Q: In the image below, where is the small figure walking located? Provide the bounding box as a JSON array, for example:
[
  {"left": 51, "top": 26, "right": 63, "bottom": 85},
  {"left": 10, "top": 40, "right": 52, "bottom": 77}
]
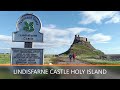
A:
[
  {"left": 69, "top": 53, "right": 72, "bottom": 62},
  {"left": 73, "top": 53, "right": 76, "bottom": 61}
]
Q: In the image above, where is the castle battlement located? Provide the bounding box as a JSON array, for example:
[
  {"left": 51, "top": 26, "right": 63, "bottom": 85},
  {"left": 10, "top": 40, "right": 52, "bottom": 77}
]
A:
[{"left": 74, "top": 34, "right": 88, "bottom": 44}]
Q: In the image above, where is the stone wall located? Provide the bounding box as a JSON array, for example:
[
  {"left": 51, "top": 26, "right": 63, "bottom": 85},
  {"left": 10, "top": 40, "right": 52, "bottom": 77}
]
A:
[
  {"left": 75, "top": 35, "right": 88, "bottom": 42},
  {"left": 80, "top": 37, "right": 87, "bottom": 42}
]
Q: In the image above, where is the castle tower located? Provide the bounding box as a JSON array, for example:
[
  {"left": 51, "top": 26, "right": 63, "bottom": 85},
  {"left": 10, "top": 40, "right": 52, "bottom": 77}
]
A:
[
  {"left": 75, "top": 35, "right": 77, "bottom": 38},
  {"left": 73, "top": 34, "right": 80, "bottom": 44}
]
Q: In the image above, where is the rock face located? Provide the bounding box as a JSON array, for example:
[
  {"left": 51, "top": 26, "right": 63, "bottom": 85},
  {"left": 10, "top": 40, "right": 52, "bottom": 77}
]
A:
[{"left": 60, "top": 35, "right": 104, "bottom": 57}]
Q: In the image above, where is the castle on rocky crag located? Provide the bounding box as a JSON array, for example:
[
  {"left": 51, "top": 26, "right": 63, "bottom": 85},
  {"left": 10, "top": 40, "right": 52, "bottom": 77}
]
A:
[
  {"left": 71, "top": 34, "right": 96, "bottom": 50},
  {"left": 59, "top": 34, "right": 103, "bottom": 55}
]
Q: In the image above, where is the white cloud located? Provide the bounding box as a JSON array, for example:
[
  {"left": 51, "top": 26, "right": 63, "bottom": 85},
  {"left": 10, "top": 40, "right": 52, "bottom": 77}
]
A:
[
  {"left": 44, "top": 24, "right": 56, "bottom": 28},
  {"left": 66, "top": 27, "right": 96, "bottom": 34},
  {"left": 79, "top": 11, "right": 120, "bottom": 24},
  {"left": 0, "top": 48, "right": 10, "bottom": 50},
  {"left": 89, "top": 33, "right": 111, "bottom": 43},
  {"left": 105, "top": 13, "right": 120, "bottom": 24},
  {"left": 0, "top": 34, "right": 24, "bottom": 48},
  {"left": 40, "top": 27, "right": 96, "bottom": 48},
  {"left": 0, "top": 35, "right": 11, "bottom": 41}
]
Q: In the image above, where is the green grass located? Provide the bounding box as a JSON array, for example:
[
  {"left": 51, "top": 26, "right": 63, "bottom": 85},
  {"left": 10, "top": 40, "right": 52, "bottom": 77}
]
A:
[
  {"left": 0, "top": 54, "right": 10, "bottom": 64},
  {"left": 0, "top": 72, "right": 21, "bottom": 79},
  {"left": 44, "top": 58, "right": 51, "bottom": 64},
  {"left": 0, "top": 67, "right": 21, "bottom": 79},
  {"left": 49, "top": 57, "right": 59, "bottom": 64},
  {"left": 44, "top": 55, "right": 59, "bottom": 64},
  {"left": 66, "top": 44, "right": 104, "bottom": 57},
  {"left": 77, "top": 57, "right": 120, "bottom": 64}
]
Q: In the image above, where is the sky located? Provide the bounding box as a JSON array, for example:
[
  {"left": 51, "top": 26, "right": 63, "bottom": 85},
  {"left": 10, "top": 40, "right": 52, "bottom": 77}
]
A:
[{"left": 0, "top": 11, "right": 120, "bottom": 54}]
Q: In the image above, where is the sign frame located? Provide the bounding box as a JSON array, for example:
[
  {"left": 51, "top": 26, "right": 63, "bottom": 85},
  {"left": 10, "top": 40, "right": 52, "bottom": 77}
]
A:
[
  {"left": 11, "top": 48, "right": 44, "bottom": 65},
  {"left": 12, "top": 13, "right": 43, "bottom": 42}
]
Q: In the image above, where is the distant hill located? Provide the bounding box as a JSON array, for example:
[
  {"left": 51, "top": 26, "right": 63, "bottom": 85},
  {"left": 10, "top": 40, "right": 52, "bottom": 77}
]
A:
[{"left": 60, "top": 35, "right": 104, "bottom": 58}]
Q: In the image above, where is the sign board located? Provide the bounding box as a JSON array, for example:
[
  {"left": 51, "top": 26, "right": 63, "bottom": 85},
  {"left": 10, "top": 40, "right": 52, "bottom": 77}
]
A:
[
  {"left": 12, "top": 13, "right": 43, "bottom": 42},
  {"left": 11, "top": 48, "right": 43, "bottom": 64}
]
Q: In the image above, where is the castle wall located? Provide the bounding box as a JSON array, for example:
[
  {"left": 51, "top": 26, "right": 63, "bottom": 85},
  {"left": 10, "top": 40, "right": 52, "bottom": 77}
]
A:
[
  {"left": 74, "top": 35, "right": 88, "bottom": 44},
  {"left": 80, "top": 37, "right": 87, "bottom": 42}
]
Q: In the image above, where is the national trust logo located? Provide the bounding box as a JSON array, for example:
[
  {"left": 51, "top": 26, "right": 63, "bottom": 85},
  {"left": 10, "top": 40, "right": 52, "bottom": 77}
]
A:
[
  {"left": 16, "top": 13, "right": 41, "bottom": 33},
  {"left": 23, "top": 21, "right": 34, "bottom": 32}
]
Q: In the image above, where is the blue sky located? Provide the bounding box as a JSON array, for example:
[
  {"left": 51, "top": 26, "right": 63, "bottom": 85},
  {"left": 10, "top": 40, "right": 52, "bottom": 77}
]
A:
[{"left": 0, "top": 11, "right": 120, "bottom": 54}]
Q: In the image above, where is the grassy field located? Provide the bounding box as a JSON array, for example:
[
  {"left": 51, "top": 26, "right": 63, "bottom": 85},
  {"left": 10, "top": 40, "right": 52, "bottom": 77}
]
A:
[
  {"left": 79, "top": 58, "right": 120, "bottom": 64},
  {"left": 0, "top": 54, "right": 10, "bottom": 64},
  {"left": 1, "top": 53, "right": 120, "bottom": 65},
  {"left": 76, "top": 55, "right": 120, "bottom": 64}
]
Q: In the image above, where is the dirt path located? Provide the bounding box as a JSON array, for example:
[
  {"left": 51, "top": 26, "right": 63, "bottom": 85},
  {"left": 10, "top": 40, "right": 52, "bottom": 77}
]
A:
[{"left": 57, "top": 57, "right": 87, "bottom": 64}]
